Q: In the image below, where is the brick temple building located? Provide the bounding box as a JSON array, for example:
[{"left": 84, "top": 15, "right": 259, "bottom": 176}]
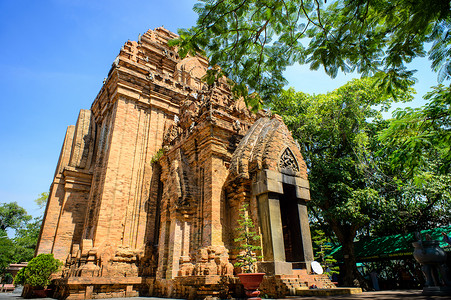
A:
[{"left": 36, "top": 27, "right": 333, "bottom": 299}]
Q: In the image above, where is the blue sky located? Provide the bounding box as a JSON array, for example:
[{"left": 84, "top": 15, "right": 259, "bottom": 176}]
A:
[{"left": 0, "top": 0, "right": 443, "bottom": 218}]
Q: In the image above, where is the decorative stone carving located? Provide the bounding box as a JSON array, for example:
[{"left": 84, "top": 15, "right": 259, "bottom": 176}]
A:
[
  {"left": 178, "top": 256, "right": 194, "bottom": 276},
  {"left": 216, "top": 253, "right": 234, "bottom": 276},
  {"left": 163, "top": 121, "right": 180, "bottom": 146},
  {"left": 101, "top": 247, "right": 140, "bottom": 277},
  {"left": 179, "top": 99, "right": 200, "bottom": 132},
  {"left": 279, "top": 147, "right": 299, "bottom": 173},
  {"left": 191, "top": 246, "right": 234, "bottom": 277},
  {"left": 170, "top": 149, "right": 196, "bottom": 215}
]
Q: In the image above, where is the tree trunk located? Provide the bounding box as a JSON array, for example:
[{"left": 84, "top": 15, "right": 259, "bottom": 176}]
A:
[{"left": 331, "top": 222, "right": 369, "bottom": 290}]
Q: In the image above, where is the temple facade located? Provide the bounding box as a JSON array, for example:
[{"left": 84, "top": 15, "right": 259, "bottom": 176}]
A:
[{"left": 36, "top": 27, "right": 334, "bottom": 299}]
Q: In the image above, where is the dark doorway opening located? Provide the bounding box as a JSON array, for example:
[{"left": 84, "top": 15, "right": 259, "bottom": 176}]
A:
[{"left": 280, "top": 183, "right": 304, "bottom": 264}]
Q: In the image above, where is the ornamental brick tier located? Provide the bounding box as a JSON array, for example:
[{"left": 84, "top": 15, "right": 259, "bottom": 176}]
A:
[{"left": 36, "top": 27, "right": 334, "bottom": 300}]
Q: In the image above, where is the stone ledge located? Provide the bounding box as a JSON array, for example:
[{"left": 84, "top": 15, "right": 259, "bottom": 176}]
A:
[
  {"left": 295, "top": 287, "right": 363, "bottom": 296},
  {"left": 55, "top": 276, "right": 143, "bottom": 285},
  {"left": 252, "top": 170, "right": 310, "bottom": 199},
  {"left": 174, "top": 275, "right": 231, "bottom": 285},
  {"left": 422, "top": 286, "right": 451, "bottom": 296}
]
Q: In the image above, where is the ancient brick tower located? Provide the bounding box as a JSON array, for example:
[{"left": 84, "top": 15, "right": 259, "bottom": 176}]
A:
[{"left": 37, "top": 27, "right": 333, "bottom": 299}]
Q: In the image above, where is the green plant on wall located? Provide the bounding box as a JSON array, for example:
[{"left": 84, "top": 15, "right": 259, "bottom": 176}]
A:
[
  {"left": 14, "top": 254, "right": 62, "bottom": 289},
  {"left": 151, "top": 148, "right": 164, "bottom": 164},
  {"left": 234, "top": 204, "right": 262, "bottom": 273}
]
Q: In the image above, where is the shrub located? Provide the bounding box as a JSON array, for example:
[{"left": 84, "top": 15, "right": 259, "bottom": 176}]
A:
[
  {"left": 14, "top": 254, "right": 62, "bottom": 288},
  {"left": 151, "top": 148, "right": 164, "bottom": 164}
]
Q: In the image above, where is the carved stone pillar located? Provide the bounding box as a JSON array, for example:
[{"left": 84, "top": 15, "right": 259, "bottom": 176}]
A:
[
  {"left": 297, "top": 202, "right": 314, "bottom": 273},
  {"left": 252, "top": 169, "right": 313, "bottom": 275}
]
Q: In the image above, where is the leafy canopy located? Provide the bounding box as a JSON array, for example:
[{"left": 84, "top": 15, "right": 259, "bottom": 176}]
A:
[
  {"left": 270, "top": 78, "right": 412, "bottom": 287},
  {"left": 374, "top": 84, "right": 451, "bottom": 235},
  {"left": 35, "top": 192, "right": 48, "bottom": 210},
  {"left": 0, "top": 196, "right": 45, "bottom": 277},
  {"left": 13, "top": 217, "right": 42, "bottom": 263},
  {"left": 0, "top": 202, "right": 31, "bottom": 231},
  {"left": 378, "top": 84, "right": 451, "bottom": 176},
  {"left": 270, "top": 77, "right": 450, "bottom": 286},
  {"left": 171, "top": 0, "right": 450, "bottom": 110}
]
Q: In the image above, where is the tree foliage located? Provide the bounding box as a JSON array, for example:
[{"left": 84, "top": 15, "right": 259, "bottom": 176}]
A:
[
  {"left": 234, "top": 204, "right": 263, "bottom": 273},
  {"left": 0, "top": 232, "right": 15, "bottom": 275},
  {"left": 35, "top": 192, "right": 48, "bottom": 211},
  {"left": 0, "top": 202, "right": 31, "bottom": 232},
  {"left": 0, "top": 198, "right": 44, "bottom": 278},
  {"left": 378, "top": 84, "right": 451, "bottom": 176},
  {"left": 270, "top": 78, "right": 450, "bottom": 287},
  {"left": 312, "top": 229, "right": 339, "bottom": 277},
  {"left": 14, "top": 254, "right": 62, "bottom": 288},
  {"left": 13, "top": 217, "right": 42, "bottom": 263},
  {"left": 171, "top": 0, "right": 450, "bottom": 109},
  {"left": 373, "top": 83, "right": 451, "bottom": 235}
]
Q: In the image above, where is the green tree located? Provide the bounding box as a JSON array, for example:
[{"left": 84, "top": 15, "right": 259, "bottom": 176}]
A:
[
  {"left": 234, "top": 204, "right": 263, "bottom": 273},
  {"left": 270, "top": 78, "right": 411, "bottom": 287},
  {"left": 378, "top": 84, "right": 451, "bottom": 176},
  {"left": 13, "top": 217, "right": 42, "bottom": 263},
  {"left": 0, "top": 202, "right": 31, "bottom": 232},
  {"left": 372, "top": 85, "right": 451, "bottom": 235},
  {"left": 35, "top": 192, "right": 48, "bottom": 211},
  {"left": 311, "top": 229, "right": 339, "bottom": 277},
  {"left": 171, "top": 0, "right": 450, "bottom": 109},
  {"left": 0, "top": 202, "right": 32, "bottom": 278},
  {"left": 0, "top": 199, "right": 45, "bottom": 275},
  {"left": 372, "top": 172, "right": 451, "bottom": 236},
  {"left": 0, "top": 232, "right": 14, "bottom": 276}
]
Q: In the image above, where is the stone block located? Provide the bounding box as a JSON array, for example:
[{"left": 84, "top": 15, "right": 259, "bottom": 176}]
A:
[
  {"left": 296, "top": 187, "right": 310, "bottom": 200},
  {"left": 295, "top": 177, "right": 310, "bottom": 189},
  {"left": 257, "top": 261, "right": 293, "bottom": 275}
]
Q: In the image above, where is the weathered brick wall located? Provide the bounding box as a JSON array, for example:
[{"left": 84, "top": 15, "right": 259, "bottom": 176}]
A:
[
  {"left": 38, "top": 27, "right": 202, "bottom": 262},
  {"left": 37, "top": 27, "right": 326, "bottom": 300},
  {"left": 37, "top": 125, "right": 75, "bottom": 256},
  {"left": 87, "top": 98, "right": 170, "bottom": 250},
  {"left": 37, "top": 110, "right": 94, "bottom": 260}
]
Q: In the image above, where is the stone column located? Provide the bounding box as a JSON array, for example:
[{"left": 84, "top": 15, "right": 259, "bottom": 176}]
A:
[
  {"left": 257, "top": 193, "right": 293, "bottom": 275},
  {"left": 297, "top": 202, "right": 314, "bottom": 273},
  {"left": 167, "top": 219, "right": 183, "bottom": 279},
  {"left": 200, "top": 155, "right": 227, "bottom": 247},
  {"left": 257, "top": 193, "right": 285, "bottom": 261},
  {"left": 36, "top": 126, "right": 75, "bottom": 256},
  {"left": 181, "top": 221, "right": 191, "bottom": 257}
]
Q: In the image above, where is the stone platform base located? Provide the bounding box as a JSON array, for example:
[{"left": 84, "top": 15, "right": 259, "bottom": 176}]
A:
[
  {"left": 51, "top": 271, "right": 336, "bottom": 299},
  {"left": 259, "top": 269, "right": 336, "bottom": 298},
  {"left": 53, "top": 277, "right": 142, "bottom": 300},
  {"left": 144, "top": 275, "right": 239, "bottom": 299},
  {"left": 422, "top": 286, "right": 451, "bottom": 296},
  {"left": 295, "top": 287, "right": 363, "bottom": 297}
]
